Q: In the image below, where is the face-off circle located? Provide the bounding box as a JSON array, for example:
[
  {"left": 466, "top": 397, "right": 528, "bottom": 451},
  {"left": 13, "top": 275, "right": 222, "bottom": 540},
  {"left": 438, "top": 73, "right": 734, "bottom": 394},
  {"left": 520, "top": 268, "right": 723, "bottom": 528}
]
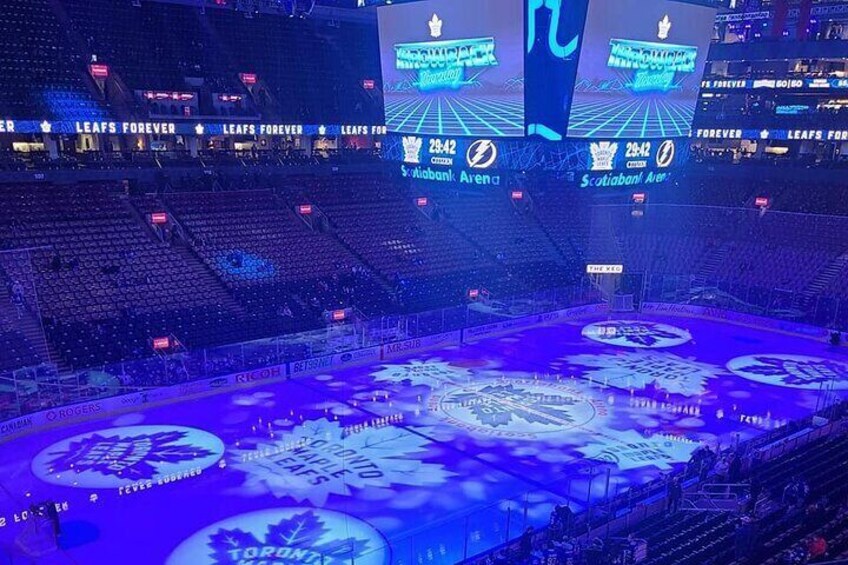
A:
[
  {"left": 727, "top": 354, "right": 848, "bottom": 390},
  {"left": 32, "top": 425, "right": 225, "bottom": 488},
  {"left": 428, "top": 378, "right": 607, "bottom": 439},
  {"left": 166, "top": 507, "right": 389, "bottom": 565},
  {"left": 582, "top": 320, "right": 693, "bottom": 348}
]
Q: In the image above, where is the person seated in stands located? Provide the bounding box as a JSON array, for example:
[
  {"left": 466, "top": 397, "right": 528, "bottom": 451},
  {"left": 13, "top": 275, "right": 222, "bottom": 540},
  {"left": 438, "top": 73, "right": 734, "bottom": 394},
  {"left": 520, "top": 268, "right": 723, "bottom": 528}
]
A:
[
  {"left": 226, "top": 251, "right": 243, "bottom": 269},
  {"left": 805, "top": 494, "right": 830, "bottom": 528},
  {"left": 10, "top": 279, "right": 25, "bottom": 308},
  {"left": 807, "top": 534, "right": 828, "bottom": 562},
  {"left": 783, "top": 476, "right": 810, "bottom": 510}
]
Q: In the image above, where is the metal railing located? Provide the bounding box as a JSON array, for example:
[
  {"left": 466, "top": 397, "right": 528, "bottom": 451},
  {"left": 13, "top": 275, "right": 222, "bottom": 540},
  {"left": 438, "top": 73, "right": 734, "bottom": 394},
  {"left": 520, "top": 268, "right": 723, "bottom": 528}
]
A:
[{"left": 0, "top": 281, "right": 602, "bottom": 422}]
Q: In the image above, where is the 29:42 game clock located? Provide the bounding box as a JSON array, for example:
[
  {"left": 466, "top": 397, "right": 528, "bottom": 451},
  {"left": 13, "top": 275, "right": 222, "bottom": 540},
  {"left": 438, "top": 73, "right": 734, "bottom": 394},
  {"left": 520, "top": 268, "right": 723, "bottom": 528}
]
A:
[
  {"left": 429, "top": 138, "right": 458, "bottom": 156},
  {"left": 625, "top": 141, "right": 651, "bottom": 159}
]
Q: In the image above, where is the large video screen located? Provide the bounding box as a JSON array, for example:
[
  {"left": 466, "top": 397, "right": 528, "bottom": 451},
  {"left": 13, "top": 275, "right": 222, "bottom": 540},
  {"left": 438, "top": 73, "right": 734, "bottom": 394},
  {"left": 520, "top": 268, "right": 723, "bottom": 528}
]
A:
[
  {"left": 566, "top": 0, "right": 716, "bottom": 139},
  {"left": 378, "top": 0, "right": 525, "bottom": 138}
]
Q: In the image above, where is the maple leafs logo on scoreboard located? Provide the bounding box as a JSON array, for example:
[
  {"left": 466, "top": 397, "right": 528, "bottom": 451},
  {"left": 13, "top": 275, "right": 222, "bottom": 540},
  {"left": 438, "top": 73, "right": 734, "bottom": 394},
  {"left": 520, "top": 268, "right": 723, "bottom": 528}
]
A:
[
  {"left": 589, "top": 142, "right": 618, "bottom": 171},
  {"left": 402, "top": 136, "right": 423, "bottom": 164}
]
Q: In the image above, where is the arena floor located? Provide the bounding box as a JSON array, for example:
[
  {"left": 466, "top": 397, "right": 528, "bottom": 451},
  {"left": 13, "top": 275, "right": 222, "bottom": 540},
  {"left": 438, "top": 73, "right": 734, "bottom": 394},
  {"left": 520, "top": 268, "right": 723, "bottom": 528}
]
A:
[{"left": 1, "top": 313, "right": 847, "bottom": 564}]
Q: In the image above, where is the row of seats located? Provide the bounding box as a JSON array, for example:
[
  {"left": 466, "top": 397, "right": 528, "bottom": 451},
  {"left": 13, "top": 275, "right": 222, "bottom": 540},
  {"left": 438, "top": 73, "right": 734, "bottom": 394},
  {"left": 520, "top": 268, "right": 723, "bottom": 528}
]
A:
[
  {"left": 0, "top": 0, "right": 108, "bottom": 120},
  {"left": 1, "top": 174, "right": 847, "bottom": 371},
  {"left": 55, "top": 0, "right": 380, "bottom": 122},
  {"left": 0, "top": 183, "right": 236, "bottom": 368}
]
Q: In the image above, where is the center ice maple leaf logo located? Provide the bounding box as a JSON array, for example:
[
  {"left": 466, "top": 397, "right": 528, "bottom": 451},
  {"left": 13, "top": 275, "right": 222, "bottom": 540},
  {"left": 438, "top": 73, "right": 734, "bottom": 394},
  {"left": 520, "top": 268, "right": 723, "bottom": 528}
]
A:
[
  {"left": 46, "top": 431, "right": 214, "bottom": 480},
  {"left": 209, "top": 510, "right": 370, "bottom": 565},
  {"left": 449, "top": 384, "right": 580, "bottom": 428}
]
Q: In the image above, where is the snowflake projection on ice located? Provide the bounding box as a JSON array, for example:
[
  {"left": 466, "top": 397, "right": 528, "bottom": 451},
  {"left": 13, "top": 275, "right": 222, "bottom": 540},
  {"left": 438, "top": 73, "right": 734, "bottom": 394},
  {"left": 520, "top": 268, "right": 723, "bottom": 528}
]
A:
[
  {"left": 370, "top": 359, "right": 472, "bottom": 388},
  {"left": 564, "top": 351, "right": 721, "bottom": 396},
  {"left": 231, "top": 418, "right": 451, "bottom": 505},
  {"left": 428, "top": 378, "right": 608, "bottom": 440},
  {"left": 582, "top": 321, "right": 692, "bottom": 349},
  {"left": 575, "top": 430, "right": 699, "bottom": 471},
  {"left": 727, "top": 354, "right": 848, "bottom": 390},
  {"left": 166, "top": 507, "right": 388, "bottom": 565},
  {"left": 32, "top": 425, "right": 225, "bottom": 488}
]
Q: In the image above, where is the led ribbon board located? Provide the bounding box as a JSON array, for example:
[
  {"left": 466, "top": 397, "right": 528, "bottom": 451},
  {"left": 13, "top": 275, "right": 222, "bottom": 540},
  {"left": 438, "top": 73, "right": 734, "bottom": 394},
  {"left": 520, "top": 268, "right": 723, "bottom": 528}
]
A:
[
  {"left": 607, "top": 39, "right": 698, "bottom": 93},
  {"left": 395, "top": 37, "right": 498, "bottom": 92}
]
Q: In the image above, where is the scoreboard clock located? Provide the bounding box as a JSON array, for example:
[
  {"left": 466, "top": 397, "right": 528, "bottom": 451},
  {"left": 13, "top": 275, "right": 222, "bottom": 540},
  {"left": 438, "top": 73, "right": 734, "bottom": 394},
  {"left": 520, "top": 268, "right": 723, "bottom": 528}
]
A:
[
  {"left": 428, "top": 138, "right": 458, "bottom": 156},
  {"left": 625, "top": 141, "right": 652, "bottom": 159}
]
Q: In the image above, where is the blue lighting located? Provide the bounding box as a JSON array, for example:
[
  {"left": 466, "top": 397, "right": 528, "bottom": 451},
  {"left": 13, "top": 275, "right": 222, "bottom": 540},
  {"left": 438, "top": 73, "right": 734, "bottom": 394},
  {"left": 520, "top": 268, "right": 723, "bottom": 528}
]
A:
[{"left": 216, "top": 251, "right": 277, "bottom": 280}]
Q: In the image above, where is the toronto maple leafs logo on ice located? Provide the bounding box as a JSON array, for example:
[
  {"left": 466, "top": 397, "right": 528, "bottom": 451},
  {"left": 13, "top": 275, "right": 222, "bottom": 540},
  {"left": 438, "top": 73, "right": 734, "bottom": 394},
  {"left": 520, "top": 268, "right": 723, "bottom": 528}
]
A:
[
  {"left": 32, "top": 425, "right": 225, "bottom": 488},
  {"left": 231, "top": 418, "right": 450, "bottom": 505},
  {"left": 166, "top": 508, "right": 388, "bottom": 565},
  {"left": 370, "top": 359, "right": 471, "bottom": 388},
  {"left": 582, "top": 320, "right": 692, "bottom": 348},
  {"left": 565, "top": 352, "right": 720, "bottom": 396},
  {"left": 429, "top": 379, "right": 607, "bottom": 439},
  {"left": 576, "top": 430, "right": 698, "bottom": 471},
  {"left": 727, "top": 354, "right": 848, "bottom": 390}
]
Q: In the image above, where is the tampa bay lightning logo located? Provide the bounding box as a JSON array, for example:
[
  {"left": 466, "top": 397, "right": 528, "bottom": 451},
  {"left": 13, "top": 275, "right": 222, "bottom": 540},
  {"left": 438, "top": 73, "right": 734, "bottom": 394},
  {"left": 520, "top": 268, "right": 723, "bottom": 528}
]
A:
[
  {"left": 166, "top": 508, "right": 389, "bottom": 565},
  {"left": 582, "top": 321, "right": 692, "bottom": 348},
  {"left": 429, "top": 379, "right": 606, "bottom": 439},
  {"left": 32, "top": 425, "right": 225, "bottom": 488},
  {"left": 727, "top": 355, "right": 848, "bottom": 390}
]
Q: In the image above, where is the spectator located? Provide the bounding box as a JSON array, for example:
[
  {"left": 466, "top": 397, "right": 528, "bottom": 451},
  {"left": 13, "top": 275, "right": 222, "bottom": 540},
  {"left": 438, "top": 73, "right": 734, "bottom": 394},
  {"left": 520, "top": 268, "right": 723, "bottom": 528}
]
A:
[
  {"left": 668, "top": 476, "right": 683, "bottom": 514},
  {"left": 807, "top": 534, "right": 827, "bottom": 561}
]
